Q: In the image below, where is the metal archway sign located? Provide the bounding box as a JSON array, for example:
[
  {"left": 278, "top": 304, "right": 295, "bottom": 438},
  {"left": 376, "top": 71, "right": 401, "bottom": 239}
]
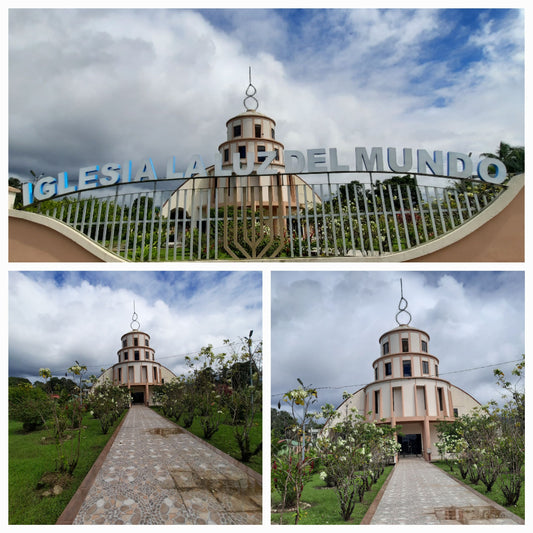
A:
[{"left": 22, "top": 167, "right": 506, "bottom": 261}]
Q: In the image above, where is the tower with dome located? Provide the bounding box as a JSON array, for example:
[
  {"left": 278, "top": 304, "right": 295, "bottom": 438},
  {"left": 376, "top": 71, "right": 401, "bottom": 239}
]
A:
[
  {"left": 93, "top": 306, "right": 177, "bottom": 406},
  {"left": 162, "top": 69, "right": 318, "bottom": 231},
  {"left": 325, "top": 282, "right": 481, "bottom": 462}
]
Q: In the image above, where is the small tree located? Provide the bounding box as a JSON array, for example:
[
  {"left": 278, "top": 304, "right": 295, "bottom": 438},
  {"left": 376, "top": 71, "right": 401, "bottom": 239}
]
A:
[
  {"left": 186, "top": 346, "right": 226, "bottom": 439},
  {"left": 494, "top": 356, "right": 525, "bottom": 506},
  {"left": 40, "top": 363, "right": 88, "bottom": 475},
  {"left": 223, "top": 337, "right": 263, "bottom": 462},
  {"left": 435, "top": 419, "right": 465, "bottom": 472},
  {"left": 89, "top": 381, "right": 130, "bottom": 434},
  {"left": 317, "top": 407, "right": 400, "bottom": 521},
  {"left": 8, "top": 383, "right": 51, "bottom": 431},
  {"left": 272, "top": 380, "right": 318, "bottom": 525}
]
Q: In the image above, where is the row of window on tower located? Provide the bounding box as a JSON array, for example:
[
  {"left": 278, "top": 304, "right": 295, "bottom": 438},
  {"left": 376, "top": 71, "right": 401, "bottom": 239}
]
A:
[
  {"left": 122, "top": 337, "right": 149, "bottom": 347},
  {"left": 223, "top": 146, "right": 280, "bottom": 162},
  {"left": 121, "top": 350, "right": 153, "bottom": 362},
  {"left": 372, "top": 386, "right": 455, "bottom": 416},
  {"left": 382, "top": 338, "right": 428, "bottom": 355},
  {"left": 375, "top": 360, "right": 439, "bottom": 380},
  {"left": 232, "top": 123, "right": 275, "bottom": 139},
  {"left": 116, "top": 365, "right": 159, "bottom": 383}
]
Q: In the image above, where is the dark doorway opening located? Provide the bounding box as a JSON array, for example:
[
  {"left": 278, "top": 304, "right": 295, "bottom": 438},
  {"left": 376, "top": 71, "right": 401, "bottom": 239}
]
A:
[
  {"left": 398, "top": 433, "right": 422, "bottom": 455},
  {"left": 131, "top": 391, "right": 145, "bottom": 404}
]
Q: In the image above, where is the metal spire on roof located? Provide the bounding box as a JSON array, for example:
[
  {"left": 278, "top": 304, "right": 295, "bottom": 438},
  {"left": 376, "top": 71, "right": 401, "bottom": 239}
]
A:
[
  {"left": 395, "top": 278, "right": 412, "bottom": 326},
  {"left": 243, "top": 66, "right": 259, "bottom": 111},
  {"left": 131, "top": 301, "right": 140, "bottom": 331}
]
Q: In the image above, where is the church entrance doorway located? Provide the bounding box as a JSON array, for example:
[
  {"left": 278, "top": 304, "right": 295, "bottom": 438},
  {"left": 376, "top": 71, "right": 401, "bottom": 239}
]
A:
[
  {"left": 399, "top": 433, "right": 422, "bottom": 456},
  {"left": 131, "top": 391, "right": 145, "bottom": 404}
]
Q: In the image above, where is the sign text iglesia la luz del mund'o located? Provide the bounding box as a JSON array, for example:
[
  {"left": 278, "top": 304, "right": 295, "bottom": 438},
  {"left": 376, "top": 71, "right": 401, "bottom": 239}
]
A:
[{"left": 22, "top": 146, "right": 508, "bottom": 206}]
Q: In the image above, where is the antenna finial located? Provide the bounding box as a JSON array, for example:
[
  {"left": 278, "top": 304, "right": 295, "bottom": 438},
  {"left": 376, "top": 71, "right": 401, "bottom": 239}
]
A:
[
  {"left": 131, "top": 300, "right": 140, "bottom": 331},
  {"left": 243, "top": 66, "right": 259, "bottom": 111},
  {"left": 395, "top": 278, "right": 412, "bottom": 326}
]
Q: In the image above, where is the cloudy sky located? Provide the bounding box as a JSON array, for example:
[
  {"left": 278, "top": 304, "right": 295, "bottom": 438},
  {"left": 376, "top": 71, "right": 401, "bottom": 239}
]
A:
[
  {"left": 8, "top": 7, "right": 524, "bottom": 185},
  {"left": 271, "top": 271, "right": 524, "bottom": 413},
  {"left": 8, "top": 270, "right": 262, "bottom": 383}
]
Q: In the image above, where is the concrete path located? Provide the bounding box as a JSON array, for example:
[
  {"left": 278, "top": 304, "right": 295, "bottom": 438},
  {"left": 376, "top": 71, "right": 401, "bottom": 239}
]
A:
[
  {"left": 58, "top": 405, "right": 261, "bottom": 525},
  {"left": 368, "top": 457, "right": 522, "bottom": 525}
]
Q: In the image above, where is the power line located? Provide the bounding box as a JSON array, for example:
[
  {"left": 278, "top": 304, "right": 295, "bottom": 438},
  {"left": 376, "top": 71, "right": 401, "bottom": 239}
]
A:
[
  {"left": 271, "top": 358, "right": 522, "bottom": 398},
  {"left": 29, "top": 337, "right": 262, "bottom": 378}
]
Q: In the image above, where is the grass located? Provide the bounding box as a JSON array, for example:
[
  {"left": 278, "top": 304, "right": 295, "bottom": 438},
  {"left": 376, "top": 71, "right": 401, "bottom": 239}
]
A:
[
  {"left": 433, "top": 461, "right": 525, "bottom": 520},
  {"left": 9, "top": 413, "right": 124, "bottom": 525},
  {"left": 151, "top": 408, "right": 262, "bottom": 475},
  {"left": 271, "top": 466, "right": 393, "bottom": 525}
]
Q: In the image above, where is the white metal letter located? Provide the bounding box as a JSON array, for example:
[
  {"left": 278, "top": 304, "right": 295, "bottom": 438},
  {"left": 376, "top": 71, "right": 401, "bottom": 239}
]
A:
[
  {"left": 355, "top": 147, "right": 384, "bottom": 172},
  {"left": 56, "top": 172, "right": 77, "bottom": 195},
  {"left": 33, "top": 176, "right": 57, "bottom": 201},
  {"left": 184, "top": 155, "right": 207, "bottom": 178},
  {"left": 477, "top": 158, "right": 507, "bottom": 184},
  {"left": 134, "top": 159, "right": 158, "bottom": 182},
  {"left": 284, "top": 150, "right": 306, "bottom": 173},
  {"left": 307, "top": 148, "right": 327, "bottom": 173},
  {"left": 78, "top": 165, "right": 100, "bottom": 190},
  {"left": 387, "top": 148, "right": 413, "bottom": 173},
  {"left": 447, "top": 152, "right": 473, "bottom": 178},
  {"left": 100, "top": 163, "right": 122, "bottom": 185},
  {"left": 329, "top": 148, "right": 350, "bottom": 172},
  {"left": 417, "top": 150, "right": 444, "bottom": 175}
]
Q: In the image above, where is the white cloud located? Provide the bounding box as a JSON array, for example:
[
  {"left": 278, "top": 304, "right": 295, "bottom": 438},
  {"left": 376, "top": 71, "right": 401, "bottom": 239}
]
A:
[
  {"left": 8, "top": 271, "right": 262, "bottom": 382},
  {"left": 271, "top": 271, "right": 524, "bottom": 411},
  {"left": 9, "top": 8, "right": 523, "bottom": 184}
]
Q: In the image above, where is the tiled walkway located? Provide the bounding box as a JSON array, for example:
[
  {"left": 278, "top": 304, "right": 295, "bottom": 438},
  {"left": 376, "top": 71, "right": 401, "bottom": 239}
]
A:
[
  {"left": 368, "top": 457, "right": 522, "bottom": 525},
  {"left": 58, "top": 405, "right": 261, "bottom": 525}
]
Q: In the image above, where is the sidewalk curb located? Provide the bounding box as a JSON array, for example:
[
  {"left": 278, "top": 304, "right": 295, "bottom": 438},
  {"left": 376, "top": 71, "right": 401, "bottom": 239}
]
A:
[
  {"left": 56, "top": 412, "right": 128, "bottom": 524},
  {"left": 438, "top": 466, "right": 524, "bottom": 524},
  {"left": 360, "top": 464, "right": 396, "bottom": 524}
]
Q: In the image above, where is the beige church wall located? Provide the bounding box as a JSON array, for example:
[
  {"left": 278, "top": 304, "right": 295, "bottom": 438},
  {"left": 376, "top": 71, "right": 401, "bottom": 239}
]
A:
[{"left": 451, "top": 385, "right": 482, "bottom": 416}]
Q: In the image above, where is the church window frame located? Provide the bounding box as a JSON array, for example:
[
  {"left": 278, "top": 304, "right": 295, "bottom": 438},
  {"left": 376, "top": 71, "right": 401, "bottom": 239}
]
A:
[
  {"left": 255, "top": 124, "right": 262, "bottom": 138},
  {"left": 385, "top": 361, "right": 392, "bottom": 376},
  {"left": 403, "top": 360, "right": 412, "bottom": 377},
  {"left": 238, "top": 145, "right": 246, "bottom": 159},
  {"left": 383, "top": 341, "right": 389, "bottom": 355},
  {"left": 233, "top": 124, "right": 242, "bottom": 138},
  {"left": 422, "top": 360, "right": 429, "bottom": 374},
  {"left": 402, "top": 338, "right": 409, "bottom": 352}
]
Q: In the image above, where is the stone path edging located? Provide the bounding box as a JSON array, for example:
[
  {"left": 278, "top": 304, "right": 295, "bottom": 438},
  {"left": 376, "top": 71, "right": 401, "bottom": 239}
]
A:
[
  {"left": 56, "top": 413, "right": 128, "bottom": 524},
  {"left": 438, "top": 467, "right": 524, "bottom": 524},
  {"left": 360, "top": 464, "right": 395, "bottom": 524}
]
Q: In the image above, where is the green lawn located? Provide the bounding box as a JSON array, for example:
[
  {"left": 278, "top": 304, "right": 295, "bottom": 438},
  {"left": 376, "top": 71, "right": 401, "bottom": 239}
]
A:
[
  {"left": 271, "top": 466, "right": 393, "bottom": 525},
  {"left": 9, "top": 413, "right": 124, "bottom": 525},
  {"left": 152, "top": 407, "right": 262, "bottom": 474},
  {"left": 433, "top": 461, "right": 524, "bottom": 520}
]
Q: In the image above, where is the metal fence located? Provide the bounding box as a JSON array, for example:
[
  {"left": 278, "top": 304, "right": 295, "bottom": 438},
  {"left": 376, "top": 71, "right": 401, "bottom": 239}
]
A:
[{"left": 29, "top": 176, "right": 504, "bottom": 261}]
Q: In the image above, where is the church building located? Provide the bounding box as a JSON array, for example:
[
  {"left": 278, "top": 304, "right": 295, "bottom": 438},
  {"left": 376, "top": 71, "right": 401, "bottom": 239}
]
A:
[
  {"left": 94, "top": 308, "right": 177, "bottom": 406},
  {"left": 325, "top": 285, "right": 481, "bottom": 461},
  {"left": 163, "top": 70, "right": 318, "bottom": 227}
]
